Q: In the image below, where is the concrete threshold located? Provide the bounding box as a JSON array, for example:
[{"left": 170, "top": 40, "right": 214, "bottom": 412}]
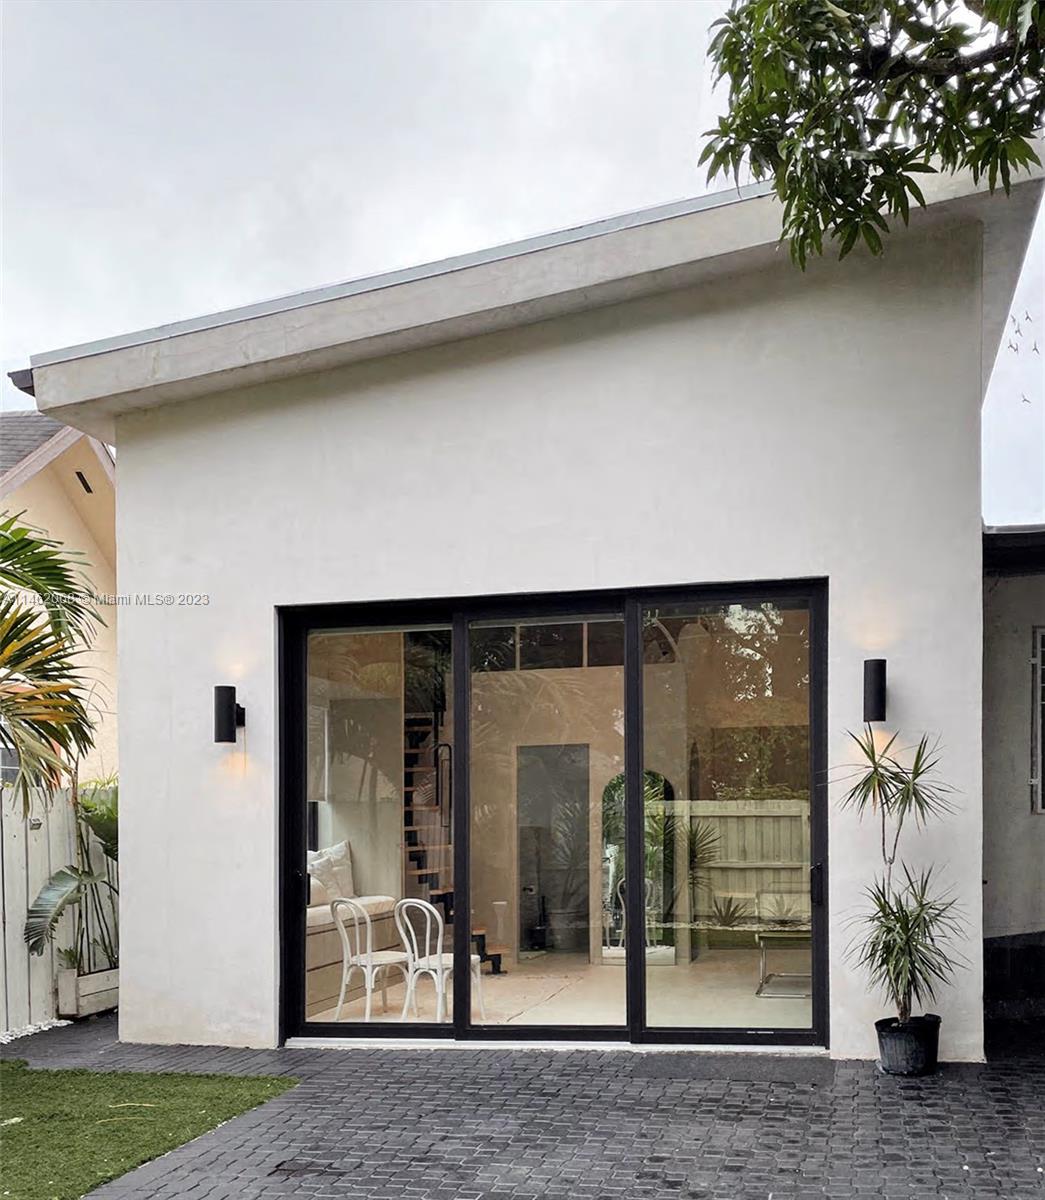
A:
[{"left": 285, "top": 1036, "right": 829, "bottom": 1055}]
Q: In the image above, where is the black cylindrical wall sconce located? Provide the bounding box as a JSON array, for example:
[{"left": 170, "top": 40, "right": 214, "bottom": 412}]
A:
[
  {"left": 863, "top": 659, "right": 887, "bottom": 723},
  {"left": 214, "top": 685, "right": 246, "bottom": 743}
]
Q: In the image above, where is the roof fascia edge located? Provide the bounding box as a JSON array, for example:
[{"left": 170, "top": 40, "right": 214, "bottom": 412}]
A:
[
  {"left": 31, "top": 182, "right": 774, "bottom": 369},
  {"left": 88, "top": 437, "right": 116, "bottom": 485}
]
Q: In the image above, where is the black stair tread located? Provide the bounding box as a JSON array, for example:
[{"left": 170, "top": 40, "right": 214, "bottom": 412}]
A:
[
  {"left": 407, "top": 804, "right": 441, "bottom": 811},
  {"left": 404, "top": 765, "right": 436, "bottom": 773},
  {"left": 429, "top": 887, "right": 453, "bottom": 896},
  {"left": 406, "top": 867, "right": 442, "bottom": 877},
  {"left": 405, "top": 843, "right": 452, "bottom": 851}
]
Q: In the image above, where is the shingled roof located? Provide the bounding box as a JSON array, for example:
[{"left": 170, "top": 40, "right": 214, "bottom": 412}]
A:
[{"left": 0, "top": 409, "right": 65, "bottom": 474}]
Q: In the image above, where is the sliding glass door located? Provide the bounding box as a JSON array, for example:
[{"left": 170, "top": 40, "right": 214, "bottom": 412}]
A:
[
  {"left": 469, "top": 613, "right": 627, "bottom": 1029},
  {"left": 640, "top": 599, "right": 815, "bottom": 1033},
  {"left": 300, "top": 623, "right": 457, "bottom": 1026},
  {"left": 280, "top": 583, "right": 826, "bottom": 1045}
]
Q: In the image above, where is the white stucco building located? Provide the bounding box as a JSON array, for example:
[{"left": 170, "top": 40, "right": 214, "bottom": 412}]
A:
[{"left": 13, "top": 166, "right": 1044, "bottom": 1060}]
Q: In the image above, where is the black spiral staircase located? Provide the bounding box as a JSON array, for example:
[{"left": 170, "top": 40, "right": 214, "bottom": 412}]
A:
[{"left": 401, "top": 708, "right": 503, "bottom": 974}]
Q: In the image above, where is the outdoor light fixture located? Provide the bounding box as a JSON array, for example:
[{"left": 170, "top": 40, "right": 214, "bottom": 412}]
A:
[
  {"left": 863, "top": 659, "right": 887, "bottom": 723},
  {"left": 214, "top": 686, "right": 245, "bottom": 743}
]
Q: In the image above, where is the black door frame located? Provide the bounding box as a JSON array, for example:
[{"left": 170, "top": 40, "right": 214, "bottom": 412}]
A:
[{"left": 278, "top": 578, "right": 829, "bottom": 1047}]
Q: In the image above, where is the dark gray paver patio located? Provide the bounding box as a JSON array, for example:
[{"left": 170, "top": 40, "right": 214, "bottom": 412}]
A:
[{"left": 3, "top": 1017, "right": 1043, "bottom": 1199}]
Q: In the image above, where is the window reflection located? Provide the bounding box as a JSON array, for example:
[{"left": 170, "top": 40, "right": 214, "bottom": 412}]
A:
[
  {"left": 642, "top": 601, "right": 813, "bottom": 1029},
  {"left": 304, "top": 627, "right": 458, "bottom": 1024},
  {"left": 469, "top": 615, "right": 627, "bottom": 1026}
]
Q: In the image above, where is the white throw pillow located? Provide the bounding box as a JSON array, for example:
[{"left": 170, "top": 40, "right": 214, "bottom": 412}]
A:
[
  {"left": 308, "top": 876, "right": 331, "bottom": 906},
  {"left": 307, "top": 840, "right": 355, "bottom": 899}
]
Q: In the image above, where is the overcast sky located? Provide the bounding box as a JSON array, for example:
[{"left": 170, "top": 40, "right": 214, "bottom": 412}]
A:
[{"left": 1, "top": 0, "right": 1041, "bottom": 523}]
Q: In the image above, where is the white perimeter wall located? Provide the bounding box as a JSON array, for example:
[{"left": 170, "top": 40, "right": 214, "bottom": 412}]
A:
[
  {"left": 983, "top": 572, "right": 1045, "bottom": 939},
  {"left": 114, "top": 221, "right": 986, "bottom": 1058}
]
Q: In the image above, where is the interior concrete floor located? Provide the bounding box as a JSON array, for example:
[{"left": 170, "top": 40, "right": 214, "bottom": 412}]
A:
[{"left": 310, "top": 947, "right": 813, "bottom": 1029}]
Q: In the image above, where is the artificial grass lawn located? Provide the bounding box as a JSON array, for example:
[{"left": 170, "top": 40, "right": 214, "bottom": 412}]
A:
[{"left": 0, "top": 1059, "right": 296, "bottom": 1200}]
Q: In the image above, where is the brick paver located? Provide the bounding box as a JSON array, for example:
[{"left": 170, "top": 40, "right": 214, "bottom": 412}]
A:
[{"left": 3, "top": 1017, "right": 1043, "bottom": 1199}]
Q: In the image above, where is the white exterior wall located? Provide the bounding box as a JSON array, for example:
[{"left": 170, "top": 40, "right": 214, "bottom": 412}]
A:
[
  {"left": 114, "top": 221, "right": 986, "bottom": 1058},
  {"left": 983, "top": 572, "right": 1045, "bottom": 939}
]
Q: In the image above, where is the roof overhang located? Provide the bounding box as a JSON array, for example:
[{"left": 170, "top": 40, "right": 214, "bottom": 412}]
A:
[
  {"left": 21, "top": 160, "right": 1045, "bottom": 444},
  {"left": 983, "top": 525, "right": 1045, "bottom": 575}
]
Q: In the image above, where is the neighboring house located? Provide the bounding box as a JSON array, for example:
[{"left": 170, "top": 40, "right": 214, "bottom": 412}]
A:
[
  {"left": 11, "top": 164, "right": 1044, "bottom": 1061},
  {"left": 0, "top": 409, "right": 117, "bottom": 781}
]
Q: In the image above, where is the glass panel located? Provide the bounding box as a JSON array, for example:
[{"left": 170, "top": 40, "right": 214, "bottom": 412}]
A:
[
  {"left": 587, "top": 618, "right": 625, "bottom": 668},
  {"left": 304, "top": 626, "right": 458, "bottom": 1023},
  {"left": 642, "top": 600, "right": 812, "bottom": 1029},
  {"left": 469, "top": 615, "right": 626, "bottom": 1025},
  {"left": 472, "top": 626, "right": 516, "bottom": 672},
  {"left": 519, "top": 622, "right": 584, "bottom": 670}
]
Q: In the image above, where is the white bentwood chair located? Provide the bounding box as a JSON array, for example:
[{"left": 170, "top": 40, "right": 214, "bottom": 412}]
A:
[
  {"left": 393, "top": 897, "right": 486, "bottom": 1023},
  {"left": 330, "top": 897, "right": 412, "bottom": 1022}
]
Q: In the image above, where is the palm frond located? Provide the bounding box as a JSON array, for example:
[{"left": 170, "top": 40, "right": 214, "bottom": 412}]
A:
[
  {"left": 687, "top": 820, "right": 720, "bottom": 893},
  {"left": 0, "top": 593, "right": 95, "bottom": 813},
  {"left": 0, "top": 512, "right": 99, "bottom": 645},
  {"left": 24, "top": 866, "right": 107, "bottom": 956}
]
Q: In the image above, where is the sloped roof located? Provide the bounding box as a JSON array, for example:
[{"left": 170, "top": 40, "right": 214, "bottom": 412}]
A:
[
  {"left": 0, "top": 409, "right": 65, "bottom": 473},
  {"left": 18, "top": 157, "right": 1045, "bottom": 444}
]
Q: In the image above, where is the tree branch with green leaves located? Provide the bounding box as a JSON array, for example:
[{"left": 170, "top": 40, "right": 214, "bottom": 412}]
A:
[{"left": 702, "top": 0, "right": 1043, "bottom": 267}]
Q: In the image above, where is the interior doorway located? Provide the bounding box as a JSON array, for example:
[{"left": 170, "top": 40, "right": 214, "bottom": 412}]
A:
[{"left": 517, "top": 744, "right": 590, "bottom": 957}]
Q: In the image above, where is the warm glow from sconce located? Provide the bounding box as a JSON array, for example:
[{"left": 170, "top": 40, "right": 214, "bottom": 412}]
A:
[
  {"left": 870, "top": 725, "right": 896, "bottom": 753},
  {"left": 215, "top": 635, "right": 260, "bottom": 681},
  {"left": 214, "top": 740, "right": 254, "bottom": 780},
  {"left": 842, "top": 586, "right": 905, "bottom": 653}
]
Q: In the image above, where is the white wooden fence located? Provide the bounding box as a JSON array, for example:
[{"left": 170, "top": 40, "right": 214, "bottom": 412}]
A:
[{"left": 0, "top": 790, "right": 79, "bottom": 1034}]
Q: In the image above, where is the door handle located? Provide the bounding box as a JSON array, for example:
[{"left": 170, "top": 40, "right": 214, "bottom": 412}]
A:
[
  {"left": 435, "top": 741, "right": 453, "bottom": 831},
  {"left": 810, "top": 862, "right": 824, "bottom": 907}
]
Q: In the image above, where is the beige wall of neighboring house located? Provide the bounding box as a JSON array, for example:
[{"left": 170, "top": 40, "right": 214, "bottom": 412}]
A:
[{"left": 1, "top": 417, "right": 118, "bottom": 781}]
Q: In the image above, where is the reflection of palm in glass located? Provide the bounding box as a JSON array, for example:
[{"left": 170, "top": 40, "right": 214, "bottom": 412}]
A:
[{"left": 601, "top": 771, "right": 719, "bottom": 943}]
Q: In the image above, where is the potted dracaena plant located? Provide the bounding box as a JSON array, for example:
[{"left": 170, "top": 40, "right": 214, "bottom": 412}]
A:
[{"left": 841, "top": 728, "right": 964, "bottom": 1076}]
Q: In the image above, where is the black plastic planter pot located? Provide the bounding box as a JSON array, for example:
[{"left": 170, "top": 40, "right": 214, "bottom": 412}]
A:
[{"left": 875, "top": 1014, "right": 942, "bottom": 1076}]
